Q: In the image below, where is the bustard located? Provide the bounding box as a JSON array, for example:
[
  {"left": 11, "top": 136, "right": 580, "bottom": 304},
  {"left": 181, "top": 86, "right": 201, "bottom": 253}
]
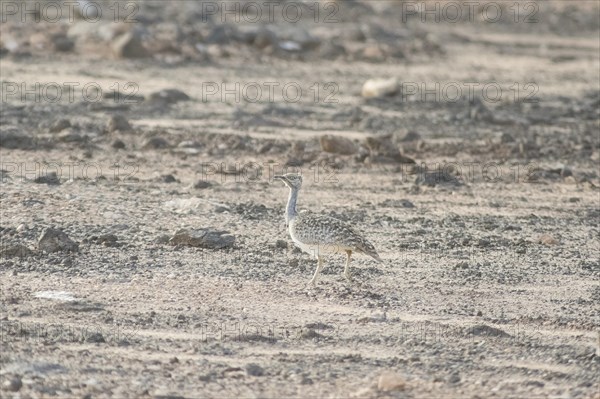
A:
[{"left": 274, "top": 173, "right": 382, "bottom": 286}]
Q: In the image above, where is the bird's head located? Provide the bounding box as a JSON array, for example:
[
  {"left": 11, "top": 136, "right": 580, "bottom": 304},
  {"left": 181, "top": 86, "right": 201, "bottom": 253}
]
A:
[{"left": 274, "top": 173, "right": 303, "bottom": 190}]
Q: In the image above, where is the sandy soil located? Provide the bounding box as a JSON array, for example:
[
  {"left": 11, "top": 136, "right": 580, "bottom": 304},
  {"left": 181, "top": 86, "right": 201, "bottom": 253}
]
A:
[{"left": 1, "top": 1, "right": 599, "bottom": 398}]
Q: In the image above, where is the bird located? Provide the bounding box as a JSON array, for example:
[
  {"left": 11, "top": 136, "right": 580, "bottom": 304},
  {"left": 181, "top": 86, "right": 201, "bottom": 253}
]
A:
[{"left": 273, "top": 173, "right": 382, "bottom": 286}]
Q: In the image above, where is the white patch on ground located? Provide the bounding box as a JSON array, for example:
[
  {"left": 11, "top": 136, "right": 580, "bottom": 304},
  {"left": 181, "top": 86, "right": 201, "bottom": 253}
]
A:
[{"left": 34, "top": 291, "right": 77, "bottom": 302}]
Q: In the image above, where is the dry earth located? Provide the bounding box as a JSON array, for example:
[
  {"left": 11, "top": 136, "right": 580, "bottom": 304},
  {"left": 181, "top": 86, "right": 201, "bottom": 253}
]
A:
[{"left": 1, "top": 1, "right": 599, "bottom": 398}]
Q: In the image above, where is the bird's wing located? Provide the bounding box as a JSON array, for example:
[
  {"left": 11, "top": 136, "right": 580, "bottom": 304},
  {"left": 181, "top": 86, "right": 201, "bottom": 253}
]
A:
[{"left": 294, "top": 212, "right": 381, "bottom": 260}]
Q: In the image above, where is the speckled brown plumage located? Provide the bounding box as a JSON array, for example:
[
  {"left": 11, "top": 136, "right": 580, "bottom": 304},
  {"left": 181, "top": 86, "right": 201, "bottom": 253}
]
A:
[
  {"left": 274, "top": 173, "right": 382, "bottom": 286},
  {"left": 291, "top": 211, "right": 382, "bottom": 261}
]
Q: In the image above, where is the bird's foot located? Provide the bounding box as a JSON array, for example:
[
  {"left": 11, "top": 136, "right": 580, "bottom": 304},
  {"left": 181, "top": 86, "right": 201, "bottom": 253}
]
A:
[{"left": 344, "top": 272, "right": 353, "bottom": 282}]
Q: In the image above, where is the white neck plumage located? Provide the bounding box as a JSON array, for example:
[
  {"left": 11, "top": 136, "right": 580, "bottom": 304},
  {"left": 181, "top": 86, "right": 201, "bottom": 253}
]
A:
[{"left": 285, "top": 187, "right": 299, "bottom": 224}]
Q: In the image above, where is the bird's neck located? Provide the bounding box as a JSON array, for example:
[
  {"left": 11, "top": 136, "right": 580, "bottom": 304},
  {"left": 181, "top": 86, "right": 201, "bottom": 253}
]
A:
[{"left": 285, "top": 187, "right": 299, "bottom": 223}]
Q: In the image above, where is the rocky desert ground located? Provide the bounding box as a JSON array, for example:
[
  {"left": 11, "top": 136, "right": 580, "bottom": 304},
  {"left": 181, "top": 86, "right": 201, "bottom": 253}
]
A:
[{"left": 0, "top": 0, "right": 599, "bottom": 398}]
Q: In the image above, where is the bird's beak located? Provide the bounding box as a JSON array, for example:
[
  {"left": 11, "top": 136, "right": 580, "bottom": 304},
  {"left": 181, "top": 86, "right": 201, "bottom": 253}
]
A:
[{"left": 274, "top": 175, "right": 288, "bottom": 185}]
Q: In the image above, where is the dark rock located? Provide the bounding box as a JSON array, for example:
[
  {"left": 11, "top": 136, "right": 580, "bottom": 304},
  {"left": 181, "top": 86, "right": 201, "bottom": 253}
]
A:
[
  {"left": 401, "top": 131, "right": 421, "bottom": 142},
  {"left": 111, "top": 32, "right": 149, "bottom": 59},
  {"left": 467, "top": 324, "right": 511, "bottom": 338},
  {"left": 107, "top": 114, "right": 132, "bottom": 132},
  {"left": 162, "top": 174, "right": 177, "bottom": 183},
  {"left": 415, "top": 170, "right": 463, "bottom": 187},
  {"left": 245, "top": 363, "right": 264, "bottom": 377},
  {"left": 155, "top": 235, "right": 170, "bottom": 244},
  {"left": 112, "top": 139, "right": 126, "bottom": 149},
  {"left": 170, "top": 228, "right": 235, "bottom": 249},
  {"left": 346, "top": 26, "right": 366, "bottom": 42},
  {"left": 34, "top": 172, "right": 60, "bottom": 185},
  {"left": 3, "top": 377, "right": 22, "bottom": 392},
  {"left": 193, "top": 180, "right": 213, "bottom": 189},
  {"left": 559, "top": 167, "right": 573, "bottom": 177},
  {"left": 52, "top": 34, "right": 74, "bottom": 52},
  {"left": 143, "top": 137, "right": 171, "bottom": 150},
  {"left": 0, "top": 244, "right": 34, "bottom": 258},
  {"left": 204, "top": 24, "right": 238, "bottom": 45},
  {"left": 85, "top": 332, "right": 105, "bottom": 343},
  {"left": 0, "top": 131, "right": 35, "bottom": 150},
  {"left": 524, "top": 380, "right": 545, "bottom": 388},
  {"left": 38, "top": 228, "right": 79, "bottom": 253},
  {"left": 448, "top": 373, "right": 461, "bottom": 384},
  {"left": 275, "top": 240, "right": 288, "bottom": 249},
  {"left": 300, "top": 328, "right": 324, "bottom": 340},
  {"left": 500, "top": 132, "right": 515, "bottom": 143}
]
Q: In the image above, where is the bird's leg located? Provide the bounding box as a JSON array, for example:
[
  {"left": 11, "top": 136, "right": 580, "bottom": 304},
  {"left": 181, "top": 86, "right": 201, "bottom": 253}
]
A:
[
  {"left": 309, "top": 256, "right": 324, "bottom": 287},
  {"left": 344, "top": 250, "right": 352, "bottom": 281}
]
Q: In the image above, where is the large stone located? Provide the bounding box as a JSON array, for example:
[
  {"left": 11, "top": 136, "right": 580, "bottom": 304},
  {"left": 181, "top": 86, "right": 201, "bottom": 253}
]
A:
[
  {"left": 204, "top": 24, "right": 237, "bottom": 44},
  {"left": 111, "top": 32, "right": 149, "bottom": 59},
  {"left": 319, "top": 135, "right": 358, "bottom": 155},
  {"left": 107, "top": 114, "right": 132, "bottom": 133},
  {"left": 170, "top": 228, "right": 235, "bottom": 249},
  {"left": 52, "top": 34, "right": 75, "bottom": 52},
  {"left": 3, "top": 377, "right": 22, "bottom": 392},
  {"left": 377, "top": 372, "right": 406, "bottom": 392},
  {"left": 0, "top": 130, "right": 35, "bottom": 150},
  {"left": 38, "top": 228, "right": 79, "bottom": 253},
  {"left": 0, "top": 244, "right": 34, "bottom": 258},
  {"left": 361, "top": 78, "right": 398, "bottom": 98},
  {"left": 245, "top": 363, "right": 264, "bottom": 377},
  {"left": 34, "top": 172, "right": 61, "bottom": 185}
]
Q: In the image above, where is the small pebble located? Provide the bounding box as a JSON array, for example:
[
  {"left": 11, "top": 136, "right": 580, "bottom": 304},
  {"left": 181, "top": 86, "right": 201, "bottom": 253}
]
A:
[
  {"left": 3, "top": 377, "right": 22, "bottom": 392},
  {"left": 112, "top": 139, "right": 126, "bottom": 149},
  {"left": 245, "top": 363, "right": 264, "bottom": 377}
]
